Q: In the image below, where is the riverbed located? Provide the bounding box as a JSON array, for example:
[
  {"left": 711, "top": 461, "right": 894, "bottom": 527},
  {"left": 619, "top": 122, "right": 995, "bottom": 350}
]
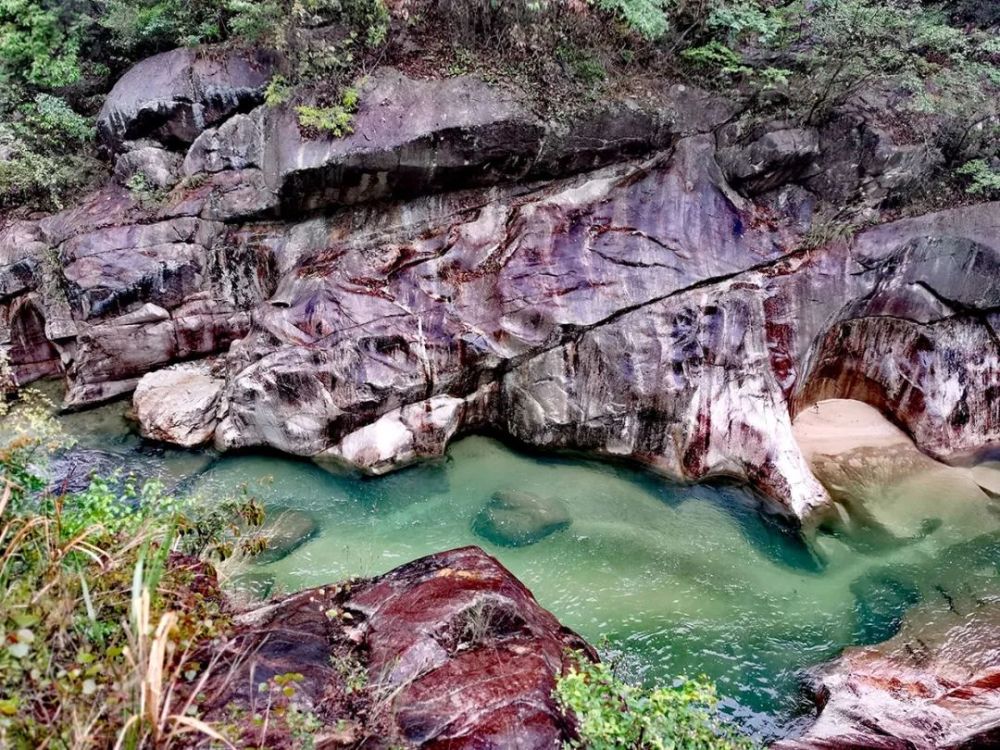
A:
[{"left": 39, "top": 389, "right": 1000, "bottom": 741}]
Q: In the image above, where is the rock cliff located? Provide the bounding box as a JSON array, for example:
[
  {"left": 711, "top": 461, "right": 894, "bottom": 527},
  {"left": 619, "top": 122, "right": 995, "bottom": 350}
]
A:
[{"left": 2, "top": 49, "right": 998, "bottom": 526}]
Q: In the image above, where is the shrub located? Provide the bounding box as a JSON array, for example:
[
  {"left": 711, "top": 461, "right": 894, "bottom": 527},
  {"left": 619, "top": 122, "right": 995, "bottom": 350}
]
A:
[
  {"left": 0, "top": 0, "right": 82, "bottom": 87},
  {"left": 226, "top": 0, "right": 284, "bottom": 44},
  {"left": 555, "top": 656, "right": 755, "bottom": 750},
  {"left": 99, "top": 0, "right": 224, "bottom": 52},
  {"left": 955, "top": 159, "right": 1000, "bottom": 197},
  {"left": 296, "top": 86, "right": 361, "bottom": 137},
  {"left": 590, "top": 0, "right": 671, "bottom": 40},
  {"left": 0, "top": 94, "right": 97, "bottom": 210}
]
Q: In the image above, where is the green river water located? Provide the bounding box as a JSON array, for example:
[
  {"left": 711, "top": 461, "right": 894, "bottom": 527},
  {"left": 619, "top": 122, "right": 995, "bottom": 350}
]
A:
[{"left": 45, "top": 393, "right": 1000, "bottom": 741}]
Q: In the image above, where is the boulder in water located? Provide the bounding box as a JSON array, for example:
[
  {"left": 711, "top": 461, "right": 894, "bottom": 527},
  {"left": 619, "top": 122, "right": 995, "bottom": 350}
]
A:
[
  {"left": 472, "top": 489, "right": 571, "bottom": 547},
  {"left": 254, "top": 509, "right": 319, "bottom": 564}
]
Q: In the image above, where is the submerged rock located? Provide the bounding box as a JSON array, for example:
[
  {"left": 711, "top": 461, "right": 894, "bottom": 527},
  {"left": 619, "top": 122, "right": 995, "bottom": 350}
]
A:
[
  {"left": 472, "top": 489, "right": 572, "bottom": 547},
  {"left": 254, "top": 509, "right": 319, "bottom": 563}
]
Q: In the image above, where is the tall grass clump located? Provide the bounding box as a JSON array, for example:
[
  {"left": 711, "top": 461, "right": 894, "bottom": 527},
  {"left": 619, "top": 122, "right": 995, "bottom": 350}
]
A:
[{"left": 0, "top": 380, "right": 265, "bottom": 749}]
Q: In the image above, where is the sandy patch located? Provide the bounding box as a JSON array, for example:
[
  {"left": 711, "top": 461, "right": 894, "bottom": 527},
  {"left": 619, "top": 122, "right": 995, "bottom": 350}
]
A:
[{"left": 792, "top": 399, "right": 912, "bottom": 461}]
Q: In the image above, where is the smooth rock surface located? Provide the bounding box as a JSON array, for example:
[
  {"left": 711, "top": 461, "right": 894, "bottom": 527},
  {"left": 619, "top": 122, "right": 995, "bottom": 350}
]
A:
[
  {"left": 97, "top": 47, "right": 276, "bottom": 154},
  {"left": 776, "top": 597, "right": 1000, "bottom": 749}
]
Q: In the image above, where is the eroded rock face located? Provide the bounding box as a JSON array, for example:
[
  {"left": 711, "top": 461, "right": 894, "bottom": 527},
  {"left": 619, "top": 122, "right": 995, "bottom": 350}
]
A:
[
  {"left": 97, "top": 47, "right": 277, "bottom": 154},
  {"left": 3, "top": 56, "right": 999, "bottom": 524},
  {"left": 201, "top": 546, "right": 594, "bottom": 749},
  {"left": 775, "top": 596, "right": 1000, "bottom": 750}
]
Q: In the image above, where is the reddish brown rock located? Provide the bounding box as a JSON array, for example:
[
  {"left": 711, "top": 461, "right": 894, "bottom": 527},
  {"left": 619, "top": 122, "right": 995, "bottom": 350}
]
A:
[
  {"left": 775, "top": 597, "right": 1000, "bottom": 750},
  {"left": 200, "top": 546, "right": 593, "bottom": 749}
]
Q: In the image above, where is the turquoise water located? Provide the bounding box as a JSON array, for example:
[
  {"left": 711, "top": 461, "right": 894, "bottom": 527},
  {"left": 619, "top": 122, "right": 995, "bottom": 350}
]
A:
[
  {"left": 185, "top": 436, "right": 1000, "bottom": 740},
  {"left": 39, "top": 393, "right": 1000, "bottom": 740}
]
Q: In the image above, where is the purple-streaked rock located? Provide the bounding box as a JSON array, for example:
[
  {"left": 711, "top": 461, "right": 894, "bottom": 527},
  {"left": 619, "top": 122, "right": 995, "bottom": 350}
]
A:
[{"left": 3, "top": 59, "right": 998, "bottom": 524}]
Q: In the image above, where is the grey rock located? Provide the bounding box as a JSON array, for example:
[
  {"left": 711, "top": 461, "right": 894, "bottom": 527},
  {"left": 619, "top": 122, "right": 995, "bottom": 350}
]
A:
[
  {"left": 97, "top": 47, "right": 277, "bottom": 154},
  {"left": 113, "top": 147, "right": 183, "bottom": 190},
  {"left": 472, "top": 490, "right": 571, "bottom": 547},
  {"left": 265, "top": 68, "right": 547, "bottom": 213},
  {"left": 718, "top": 127, "right": 820, "bottom": 195},
  {"left": 134, "top": 361, "right": 224, "bottom": 447}
]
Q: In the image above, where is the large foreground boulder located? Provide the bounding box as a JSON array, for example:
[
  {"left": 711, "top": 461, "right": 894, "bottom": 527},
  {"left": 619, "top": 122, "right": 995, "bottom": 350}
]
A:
[{"left": 200, "top": 546, "right": 595, "bottom": 749}]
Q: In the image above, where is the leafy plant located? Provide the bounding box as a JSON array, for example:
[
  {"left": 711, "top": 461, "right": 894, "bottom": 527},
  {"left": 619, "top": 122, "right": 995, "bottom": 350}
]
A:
[
  {"left": 956, "top": 159, "right": 1000, "bottom": 197},
  {"left": 296, "top": 86, "right": 361, "bottom": 137},
  {"left": 590, "top": 0, "right": 671, "bottom": 40},
  {"left": 0, "top": 0, "right": 82, "bottom": 87},
  {"left": 100, "top": 0, "right": 225, "bottom": 52},
  {"left": 555, "top": 655, "right": 755, "bottom": 750},
  {"left": 0, "top": 386, "right": 266, "bottom": 748}
]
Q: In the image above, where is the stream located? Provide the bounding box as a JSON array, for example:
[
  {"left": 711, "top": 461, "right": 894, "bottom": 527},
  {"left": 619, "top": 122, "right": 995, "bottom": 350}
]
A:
[{"left": 39, "top": 387, "right": 1000, "bottom": 741}]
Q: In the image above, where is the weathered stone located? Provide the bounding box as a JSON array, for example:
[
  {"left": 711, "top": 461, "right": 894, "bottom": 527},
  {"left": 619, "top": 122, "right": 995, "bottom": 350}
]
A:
[
  {"left": 775, "top": 596, "right": 1000, "bottom": 749},
  {"left": 718, "top": 127, "right": 820, "bottom": 195},
  {"left": 183, "top": 110, "right": 266, "bottom": 175},
  {"left": 266, "top": 68, "right": 546, "bottom": 213},
  {"left": 113, "top": 147, "right": 183, "bottom": 190},
  {"left": 97, "top": 47, "right": 276, "bottom": 154},
  {"left": 472, "top": 490, "right": 571, "bottom": 547},
  {"left": 197, "top": 546, "right": 595, "bottom": 749},
  {"left": 133, "top": 361, "right": 224, "bottom": 447}
]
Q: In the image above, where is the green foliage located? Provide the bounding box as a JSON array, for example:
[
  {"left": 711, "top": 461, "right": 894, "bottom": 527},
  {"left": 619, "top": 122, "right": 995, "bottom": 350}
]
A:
[
  {"left": 590, "top": 0, "right": 670, "bottom": 40},
  {"left": 226, "top": 0, "right": 284, "bottom": 43},
  {"left": 555, "top": 656, "right": 755, "bottom": 750},
  {"left": 0, "top": 0, "right": 82, "bottom": 87},
  {"left": 15, "top": 93, "right": 92, "bottom": 147},
  {"left": 0, "top": 386, "right": 267, "bottom": 748},
  {"left": 956, "top": 159, "right": 1000, "bottom": 197},
  {"left": 265, "top": 74, "right": 293, "bottom": 107},
  {"left": 670, "top": 0, "right": 1000, "bottom": 163},
  {"left": 125, "top": 172, "right": 166, "bottom": 207},
  {"left": 100, "top": 0, "right": 223, "bottom": 52},
  {"left": 0, "top": 94, "right": 97, "bottom": 210},
  {"left": 296, "top": 86, "right": 361, "bottom": 137},
  {"left": 557, "top": 44, "right": 606, "bottom": 86}
]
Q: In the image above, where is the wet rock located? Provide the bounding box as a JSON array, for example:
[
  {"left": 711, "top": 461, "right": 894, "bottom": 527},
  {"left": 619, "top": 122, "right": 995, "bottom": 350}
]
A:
[
  {"left": 472, "top": 489, "right": 571, "bottom": 547},
  {"left": 776, "top": 597, "right": 1000, "bottom": 750},
  {"left": 133, "top": 361, "right": 224, "bottom": 447},
  {"left": 197, "top": 546, "right": 595, "bottom": 749},
  {"left": 97, "top": 47, "right": 276, "bottom": 154}
]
